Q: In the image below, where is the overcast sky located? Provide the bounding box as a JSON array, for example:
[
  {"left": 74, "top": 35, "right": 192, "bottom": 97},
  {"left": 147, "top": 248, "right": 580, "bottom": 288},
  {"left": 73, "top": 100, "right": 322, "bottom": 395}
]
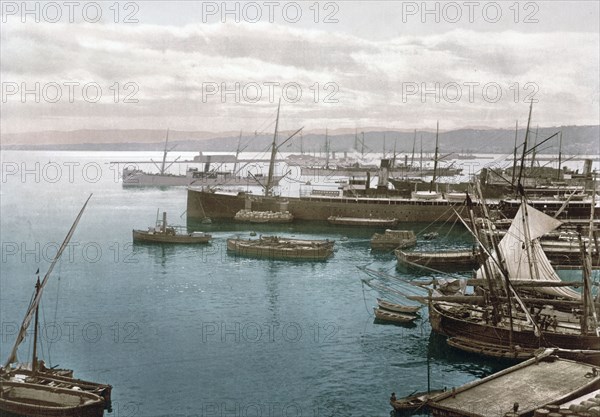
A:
[{"left": 1, "top": 1, "right": 599, "bottom": 135}]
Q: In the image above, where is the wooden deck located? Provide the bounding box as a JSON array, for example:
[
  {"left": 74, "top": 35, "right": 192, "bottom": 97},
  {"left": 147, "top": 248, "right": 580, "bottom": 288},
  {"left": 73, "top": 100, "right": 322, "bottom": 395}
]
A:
[{"left": 430, "top": 353, "right": 600, "bottom": 416}]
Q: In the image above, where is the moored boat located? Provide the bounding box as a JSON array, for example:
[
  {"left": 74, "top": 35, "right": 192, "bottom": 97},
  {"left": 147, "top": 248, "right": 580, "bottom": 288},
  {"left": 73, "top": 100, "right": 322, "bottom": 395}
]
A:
[
  {"left": 227, "top": 236, "right": 334, "bottom": 261},
  {"left": 133, "top": 212, "right": 211, "bottom": 244},
  {"left": 391, "top": 389, "right": 447, "bottom": 414},
  {"left": 0, "top": 381, "right": 105, "bottom": 417},
  {"left": 376, "top": 298, "right": 421, "bottom": 314},
  {"left": 396, "top": 249, "right": 479, "bottom": 272},
  {"left": 328, "top": 216, "right": 398, "bottom": 227},
  {"left": 370, "top": 229, "right": 416, "bottom": 250},
  {"left": 373, "top": 307, "right": 418, "bottom": 324},
  {"left": 0, "top": 196, "right": 110, "bottom": 417}
]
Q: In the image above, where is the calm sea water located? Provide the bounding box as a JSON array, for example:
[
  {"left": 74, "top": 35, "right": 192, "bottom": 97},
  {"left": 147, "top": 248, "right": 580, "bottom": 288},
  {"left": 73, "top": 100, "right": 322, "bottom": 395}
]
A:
[{"left": 2, "top": 150, "right": 585, "bottom": 417}]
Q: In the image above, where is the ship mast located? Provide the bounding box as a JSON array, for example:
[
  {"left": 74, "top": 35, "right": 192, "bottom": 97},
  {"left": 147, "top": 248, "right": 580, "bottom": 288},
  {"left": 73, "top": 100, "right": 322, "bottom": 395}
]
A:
[
  {"left": 429, "top": 121, "right": 439, "bottom": 192},
  {"left": 511, "top": 120, "right": 518, "bottom": 188},
  {"left": 31, "top": 276, "right": 41, "bottom": 373},
  {"left": 160, "top": 129, "right": 170, "bottom": 175},
  {"left": 266, "top": 99, "right": 281, "bottom": 196},
  {"left": 411, "top": 129, "right": 416, "bottom": 168},
  {"left": 557, "top": 131, "right": 563, "bottom": 181},
  {"left": 516, "top": 101, "right": 533, "bottom": 191}
]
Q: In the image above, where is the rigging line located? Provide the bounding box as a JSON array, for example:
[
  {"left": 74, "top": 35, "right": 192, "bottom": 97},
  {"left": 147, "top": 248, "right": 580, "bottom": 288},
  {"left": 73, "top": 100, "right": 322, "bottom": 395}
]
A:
[{"left": 360, "top": 280, "right": 373, "bottom": 315}]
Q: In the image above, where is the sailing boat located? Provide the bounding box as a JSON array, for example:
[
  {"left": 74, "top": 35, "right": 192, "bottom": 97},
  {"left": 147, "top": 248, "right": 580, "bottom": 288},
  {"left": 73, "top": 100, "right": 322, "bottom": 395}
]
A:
[{"left": 0, "top": 195, "right": 111, "bottom": 416}]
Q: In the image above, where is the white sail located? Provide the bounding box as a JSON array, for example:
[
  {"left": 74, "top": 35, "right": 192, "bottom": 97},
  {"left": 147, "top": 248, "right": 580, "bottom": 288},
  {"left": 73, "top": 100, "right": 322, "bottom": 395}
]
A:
[
  {"left": 4, "top": 195, "right": 92, "bottom": 367},
  {"left": 477, "top": 202, "right": 581, "bottom": 300}
]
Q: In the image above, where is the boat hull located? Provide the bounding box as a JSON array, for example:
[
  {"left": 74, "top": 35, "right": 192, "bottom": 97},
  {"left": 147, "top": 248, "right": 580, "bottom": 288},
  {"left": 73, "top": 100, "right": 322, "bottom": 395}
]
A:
[
  {"left": 0, "top": 381, "right": 105, "bottom": 417},
  {"left": 132, "top": 230, "right": 211, "bottom": 244},
  {"left": 187, "top": 189, "right": 469, "bottom": 222},
  {"left": 429, "top": 302, "right": 600, "bottom": 354},
  {"left": 226, "top": 238, "right": 334, "bottom": 261},
  {"left": 396, "top": 250, "right": 478, "bottom": 271},
  {"left": 123, "top": 171, "right": 283, "bottom": 187}
]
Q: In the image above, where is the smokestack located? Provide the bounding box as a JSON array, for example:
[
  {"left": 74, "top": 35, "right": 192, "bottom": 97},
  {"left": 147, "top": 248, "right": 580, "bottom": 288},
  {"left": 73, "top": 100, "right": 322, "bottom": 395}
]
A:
[{"left": 378, "top": 159, "right": 390, "bottom": 189}]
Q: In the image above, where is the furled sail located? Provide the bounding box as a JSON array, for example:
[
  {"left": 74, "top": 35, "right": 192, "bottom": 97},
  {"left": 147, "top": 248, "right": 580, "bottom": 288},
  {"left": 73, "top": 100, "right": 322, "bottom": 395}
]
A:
[
  {"left": 477, "top": 202, "right": 581, "bottom": 300},
  {"left": 3, "top": 195, "right": 92, "bottom": 367}
]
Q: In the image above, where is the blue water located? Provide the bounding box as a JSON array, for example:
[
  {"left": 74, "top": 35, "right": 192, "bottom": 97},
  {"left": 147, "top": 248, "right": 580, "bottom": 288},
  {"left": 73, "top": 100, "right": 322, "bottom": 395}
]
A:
[{"left": 1, "top": 151, "right": 519, "bottom": 417}]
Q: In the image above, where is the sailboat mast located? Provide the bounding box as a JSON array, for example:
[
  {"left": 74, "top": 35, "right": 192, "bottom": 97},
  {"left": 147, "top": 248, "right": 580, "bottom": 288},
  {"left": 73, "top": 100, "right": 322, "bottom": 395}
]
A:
[
  {"left": 160, "top": 129, "right": 169, "bottom": 175},
  {"left": 31, "top": 278, "right": 40, "bottom": 373},
  {"left": 430, "top": 122, "right": 439, "bottom": 192},
  {"left": 511, "top": 121, "right": 518, "bottom": 187},
  {"left": 325, "top": 128, "right": 330, "bottom": 169},
  {"left": 233, "top": 131, "right": 242, "bottom": 174},
  {"left": 557, "top": 131, "right": 563, "bottom": 181},
  {"left": 530, "top": 125, "right": 539, "bottom": 169},
  {"left": 411, "top": 129, "right": 416, "bottom": 167},
  {"left": 517, "top": 101, "right": 533, "bottom": 190},
  {"left": 420, "top": 134, "right": 423, "bottom": 176},
  {"left": 265, "top": 99, "right": 281, "bottom": 196}
]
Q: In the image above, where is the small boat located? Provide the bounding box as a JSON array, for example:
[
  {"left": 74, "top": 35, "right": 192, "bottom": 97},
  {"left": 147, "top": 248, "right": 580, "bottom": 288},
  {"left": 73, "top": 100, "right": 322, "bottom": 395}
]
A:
[
  {"left": 411, "top": 191, "right": 443, "bottom": 200},
  {"left": 133, "top": 211, "right": 212, "bottom": 244},
  {"left": 396, "top": 248, "right": 479, "bottom": 272},
  {"left": 234, "top": 209, "right": 293, "bottom": 223},
  {"left": 376, "top": 298, "right": 421, "bottom": 314},
  {"left": 391, "top": 389, "right": 447, "bottom": 413},
  {"left": 0, "top": 381, "right": 105, "bottom": 417},
  {"left": 370, "top": 230, "right": 416, "bottom": 251},
  {"left": 1, "top": 196, "right": 110, "bottom": 417},
  {"left": 227, "top": 236, "right": 334, "bottom": 261},
  {"left": 373, "top": 308, "right": 418, "bottom": 324},
  {"left": 327, "top": 216, "right": 398, "bottom": 227}
]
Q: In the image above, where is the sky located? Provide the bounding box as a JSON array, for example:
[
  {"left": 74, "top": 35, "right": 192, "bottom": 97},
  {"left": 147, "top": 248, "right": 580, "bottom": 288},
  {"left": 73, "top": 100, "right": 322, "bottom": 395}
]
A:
[{"left": 1, "top": 0, "right": 599, "bottom": 135}]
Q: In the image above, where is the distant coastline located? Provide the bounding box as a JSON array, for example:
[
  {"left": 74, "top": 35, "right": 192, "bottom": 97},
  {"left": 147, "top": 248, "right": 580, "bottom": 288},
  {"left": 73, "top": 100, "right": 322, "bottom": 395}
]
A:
[{"left": 1, "top": 125, "right": 598, "bottom": 154}]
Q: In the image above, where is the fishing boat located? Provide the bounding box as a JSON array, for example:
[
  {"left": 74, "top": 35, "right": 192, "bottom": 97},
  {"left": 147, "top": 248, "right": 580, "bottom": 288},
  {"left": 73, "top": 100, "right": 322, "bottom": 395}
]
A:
[
  {"left": 376, "top": 298, "right": 421, "bottom": 314},
  {"left": 370, "top": 230, "right": 417, "bottom": 251},
  {"left": 133, "top": 211, "right": 211, "bottom": 244},
  {"left": 373, "top": 307, "right": 418, "bottom": 324},
  {"left": 234, "top": 209, "right": 293, "bottom": 223},
  {"left": 327, "top": 216, "right": 398, "bottom": 227},
  {"left": 428, "top": 194, "right": 600, "bottom": 360},
  {"left": 0, "top": 195, "right": 110, "bottom": 417},
  {"left": 428, "top": 349, "right": 600, "bottom": 417},
  {"left": 396, "top": 249, "right": 479, "bottom": 272},
  {"left": 227, "top": 236, "right": 334, "bottom": 261}
]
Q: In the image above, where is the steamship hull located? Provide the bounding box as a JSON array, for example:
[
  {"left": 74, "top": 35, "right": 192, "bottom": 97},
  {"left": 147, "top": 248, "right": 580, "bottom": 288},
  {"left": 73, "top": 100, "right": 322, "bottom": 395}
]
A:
[{"left": 186, "top": 188, "right": 470, "bottom": 222}]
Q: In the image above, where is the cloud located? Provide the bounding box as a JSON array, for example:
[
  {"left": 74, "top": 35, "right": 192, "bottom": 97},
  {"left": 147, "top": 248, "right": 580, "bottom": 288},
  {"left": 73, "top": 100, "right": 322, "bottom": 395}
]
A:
[{"left": 1, "top": 20, "right": 598, "bottom": 134}]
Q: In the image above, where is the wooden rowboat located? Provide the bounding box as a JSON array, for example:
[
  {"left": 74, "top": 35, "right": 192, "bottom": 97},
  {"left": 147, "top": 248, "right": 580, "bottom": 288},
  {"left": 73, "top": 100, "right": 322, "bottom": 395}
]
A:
[
  {"left": 373, "top": 308, "right": 418, "bottom": 324},
  {"left": 0, "top": 380, "right": 105, "bottom": 417},
  {"left": 391, "top": 389, "right": 447, "bottom": 413},
  {"left": 376, "top": 298, "right": 421, "bottom": 314}
]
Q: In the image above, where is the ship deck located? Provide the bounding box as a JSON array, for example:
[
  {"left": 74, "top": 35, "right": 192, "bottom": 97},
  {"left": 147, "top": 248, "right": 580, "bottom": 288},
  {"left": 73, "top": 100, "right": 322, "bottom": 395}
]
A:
[{"left": 430, "top": 356, "right": 599, "bottom": 416}]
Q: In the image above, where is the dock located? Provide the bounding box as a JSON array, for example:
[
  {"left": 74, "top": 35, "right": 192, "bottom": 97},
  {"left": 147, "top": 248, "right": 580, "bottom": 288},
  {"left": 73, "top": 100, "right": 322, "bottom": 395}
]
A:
[{"left": 429, "top": 350, "right": 600, "bottom": 417}]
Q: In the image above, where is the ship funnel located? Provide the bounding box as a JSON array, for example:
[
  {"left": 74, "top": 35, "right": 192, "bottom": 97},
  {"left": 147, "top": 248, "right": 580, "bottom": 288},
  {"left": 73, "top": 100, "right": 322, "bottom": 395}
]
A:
[{"left": 377, "top": 159, "right": 390, "bottom": 189}]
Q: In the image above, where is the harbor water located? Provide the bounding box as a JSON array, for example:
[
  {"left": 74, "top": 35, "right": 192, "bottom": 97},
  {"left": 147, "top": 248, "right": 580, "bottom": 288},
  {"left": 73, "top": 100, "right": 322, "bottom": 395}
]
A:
[{"left": 0, "top": 150, "right": 591, "bottom": 417}]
